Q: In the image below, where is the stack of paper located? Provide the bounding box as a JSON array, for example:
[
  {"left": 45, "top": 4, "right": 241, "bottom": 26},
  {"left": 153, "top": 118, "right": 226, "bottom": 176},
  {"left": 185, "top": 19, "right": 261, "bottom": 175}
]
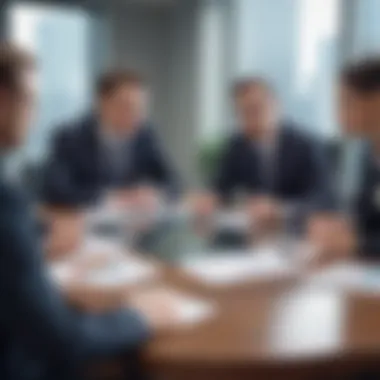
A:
[
  {"left": 132, "top": 288, "right": 216, "bottom": 327},
  {"left": 307, "top": 263, "right": 380, "bottom": 294},
  {"left": 84, "top": 258, "right": 158, "bottom": 287},
  {"left": 49, "top": 246, "right": 158, "bottom": 288},
  {"left": 182, "top": 248, "right": 294, "bottom": 286}
]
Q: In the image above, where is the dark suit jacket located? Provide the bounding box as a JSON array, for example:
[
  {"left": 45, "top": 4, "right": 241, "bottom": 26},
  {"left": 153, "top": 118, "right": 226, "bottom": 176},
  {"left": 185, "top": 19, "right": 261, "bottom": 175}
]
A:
[
  {"left": 354, "top": 149, "right": 380, "bottom": 258},
  {"left": 41, "top": 115, "right": 180, "bottom": 208},
  {"left": 0, "top": 178, "right": 150, "bottom": 380},
  {"left": 213, "top": 123, "right": 334, "bottom": 214}
]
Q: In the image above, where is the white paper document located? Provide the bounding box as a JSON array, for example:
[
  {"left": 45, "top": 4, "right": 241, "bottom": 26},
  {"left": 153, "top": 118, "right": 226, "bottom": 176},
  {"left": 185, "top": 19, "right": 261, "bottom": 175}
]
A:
[
  {"left": 182, "top": 248, "right": 294, "bottom": 286},
  {"left": 132, "top": 288, "right": 216, "bottom": 327},
  {"left": 77, "top": 236, "right": 126, "bottom": 258},
  {"left": 84, "top": 259, "right": 157, "bottom": 287},
  {"left": 307, "top": 263, "right": 380, "bottom": 294},
  {"left": 176, "top": 296, "right": 215, "bottom": 326},
  {"left": 50, "top": 254, "right": 158, "bottom": 288},
  {"left": 214, "top": 210, "right": 250, "bottom": 232}
]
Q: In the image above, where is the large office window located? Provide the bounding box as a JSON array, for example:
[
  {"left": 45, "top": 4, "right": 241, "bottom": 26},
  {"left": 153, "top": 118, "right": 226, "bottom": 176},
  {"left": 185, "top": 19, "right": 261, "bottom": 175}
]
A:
[
  {"left": 293, "top": 0, "right": 341, "bottom": 137},
  {"left": 352, "top": 0, "right": 380, "bottom": 55},
  {"left": 197, "top": 0, "right": 227, "bottom": 141},
  {"left": 229, "top": 0, "right": 341, "bottom": 138},
  {"left": 9, "top": 3, "right": 91, "bottom": 166}
]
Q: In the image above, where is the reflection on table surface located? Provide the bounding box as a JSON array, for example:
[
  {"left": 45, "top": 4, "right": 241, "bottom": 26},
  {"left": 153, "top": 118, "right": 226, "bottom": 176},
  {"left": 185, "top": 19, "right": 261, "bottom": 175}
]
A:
[{"left": 82, "top": 201, "right": 297, "bottom": 263}]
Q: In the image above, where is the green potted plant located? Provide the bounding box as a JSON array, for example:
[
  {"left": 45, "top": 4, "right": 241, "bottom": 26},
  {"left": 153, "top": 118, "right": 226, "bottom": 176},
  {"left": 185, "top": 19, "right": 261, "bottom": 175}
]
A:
[{"left": 197, "top": 137, "right": 226, "bottom": 184}]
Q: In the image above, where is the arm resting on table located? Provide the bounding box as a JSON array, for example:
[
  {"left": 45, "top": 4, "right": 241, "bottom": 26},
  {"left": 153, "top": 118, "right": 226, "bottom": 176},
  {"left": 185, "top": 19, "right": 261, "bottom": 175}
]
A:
[{"left": 0, "top": 195, "right": 150, "bottom": 365}]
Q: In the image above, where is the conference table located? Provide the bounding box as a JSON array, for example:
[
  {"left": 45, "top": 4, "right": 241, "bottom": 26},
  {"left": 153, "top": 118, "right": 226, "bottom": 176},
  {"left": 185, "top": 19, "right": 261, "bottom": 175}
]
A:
[
  {"left": 143, "top": 242, "right": 380, "bottom": 379},
  {"left": 142, "top": 271, "right": 380, "bottom": 380},
  {"left": 138, "top": 221, "right": 380, "bottom": 380},
  {"left": 48, "top": 206, "right": 380, "bottom": 380}
]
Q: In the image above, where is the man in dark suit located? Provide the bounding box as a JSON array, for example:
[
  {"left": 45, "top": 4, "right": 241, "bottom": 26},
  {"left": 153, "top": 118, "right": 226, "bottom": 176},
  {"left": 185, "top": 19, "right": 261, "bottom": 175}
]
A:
[
  {"left": 41, "top": 70, "right": 180, "bottom": 209},
  {"left": 307, "top": 58, "right": 380, "bottom": 262},
  {"left": 196, "top": 78, "right": 333, "bottom": 232},
  {"left": 0, "top": 43, "right": 177, "bottom": 380}
]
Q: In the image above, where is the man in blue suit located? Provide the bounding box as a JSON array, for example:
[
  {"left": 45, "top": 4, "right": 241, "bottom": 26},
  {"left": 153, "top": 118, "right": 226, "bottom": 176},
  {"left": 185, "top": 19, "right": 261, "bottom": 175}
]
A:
[
  {"left": 41, "top": 69, "right": 180, "bottom": 209},
  {"left": 0, "top": 43, "right": 175, "bottom": 380},
  {"left": 196, "top": 78, "right": 333, "bottom": 232}
]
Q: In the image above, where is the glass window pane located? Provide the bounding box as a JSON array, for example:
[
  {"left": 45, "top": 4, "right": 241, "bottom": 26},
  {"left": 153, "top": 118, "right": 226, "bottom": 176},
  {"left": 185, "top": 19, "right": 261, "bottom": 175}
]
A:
[{"left": 9, "top": 3, "right": 91, "bottom": 164}]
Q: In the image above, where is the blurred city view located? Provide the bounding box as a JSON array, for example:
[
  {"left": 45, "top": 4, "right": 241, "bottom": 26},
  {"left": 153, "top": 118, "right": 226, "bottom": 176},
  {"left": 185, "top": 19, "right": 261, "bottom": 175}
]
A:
[{"left": 3, "top": 0, "right": 379, "bottom": 187}]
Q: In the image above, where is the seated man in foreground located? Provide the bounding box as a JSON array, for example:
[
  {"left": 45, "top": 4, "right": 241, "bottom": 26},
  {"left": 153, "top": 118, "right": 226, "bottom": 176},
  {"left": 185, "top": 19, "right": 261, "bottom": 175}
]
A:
[
  {"left": 307, "top": 58, "right": 380, "bottom": 262},
  {"left": 0, "top": 43, "right": 177, "bottom": 380},
  {"left": 41, "top": 69, "right": 180, "bottom": 211},
  {"left": 196, "top": 78, "right": 334, "bottom": 234}
]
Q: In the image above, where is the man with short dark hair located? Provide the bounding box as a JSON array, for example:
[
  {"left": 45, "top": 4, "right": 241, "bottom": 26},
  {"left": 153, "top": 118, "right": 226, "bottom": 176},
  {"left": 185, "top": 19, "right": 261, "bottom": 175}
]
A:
[
  {"left": 0, "top": 43, "right": 177, "bottom": 380},
  {"left": 96, "top": 69, "right": 146, "bottom": 97},
  {"left": 307, "top": 58, "right": 380, "bottom": 260},
  {"left": 196, "top": 77, "right": 333, "bottom": 232},
  {"left": 41, "top": 68, "right": 180, "bottom": 209}
]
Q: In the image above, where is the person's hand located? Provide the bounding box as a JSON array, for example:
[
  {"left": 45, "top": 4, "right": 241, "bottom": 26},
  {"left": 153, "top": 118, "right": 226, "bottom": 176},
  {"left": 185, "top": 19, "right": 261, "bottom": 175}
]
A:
[
  {"left": 304, "top": 213, "right": 357, "bottom": 267},
  {"left": 132, "top": 186, "right": 162, "bottom": 213},
  {"left": 45, "top": 213, "right": 85, "bottom": 260},
  {"left": 128, "top": 289, "right": 181, "bottom": 333},
  {"left": 248, "top": 196, "right": 284, "bottom": 235},
  {"left": 191, "top": 192, "right": 217, "bottom": 218}
]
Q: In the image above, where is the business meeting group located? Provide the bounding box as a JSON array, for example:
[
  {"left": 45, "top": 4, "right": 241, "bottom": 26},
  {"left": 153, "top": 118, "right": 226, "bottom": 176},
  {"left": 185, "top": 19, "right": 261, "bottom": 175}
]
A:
[{"left": 2, "top": 39, "right": 380, "bottom": 380}]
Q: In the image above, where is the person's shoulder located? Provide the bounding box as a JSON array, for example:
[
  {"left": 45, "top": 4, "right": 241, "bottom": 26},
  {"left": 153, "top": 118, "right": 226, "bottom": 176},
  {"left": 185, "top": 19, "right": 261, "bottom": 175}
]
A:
[
  {"left": 281, "top": 121, "right": 323, "bottom": 148},
  {"left": 52, "top": 114, "right": 95, "bottom": 143},
  {"left": 359, "top": 141, "right": 375, "bottom": 170},
  {"left": 0, "top": 181, "right": 26, "bottom": 214},
  {"left": 136, "top": 124, "right": 166, "bottom": 150}
]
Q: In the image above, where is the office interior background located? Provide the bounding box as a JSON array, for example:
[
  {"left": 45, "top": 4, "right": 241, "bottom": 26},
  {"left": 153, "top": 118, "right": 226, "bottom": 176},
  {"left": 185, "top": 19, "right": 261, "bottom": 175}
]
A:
[{"left": 1, "top": 0, "right": 380, "bottom": 194}]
